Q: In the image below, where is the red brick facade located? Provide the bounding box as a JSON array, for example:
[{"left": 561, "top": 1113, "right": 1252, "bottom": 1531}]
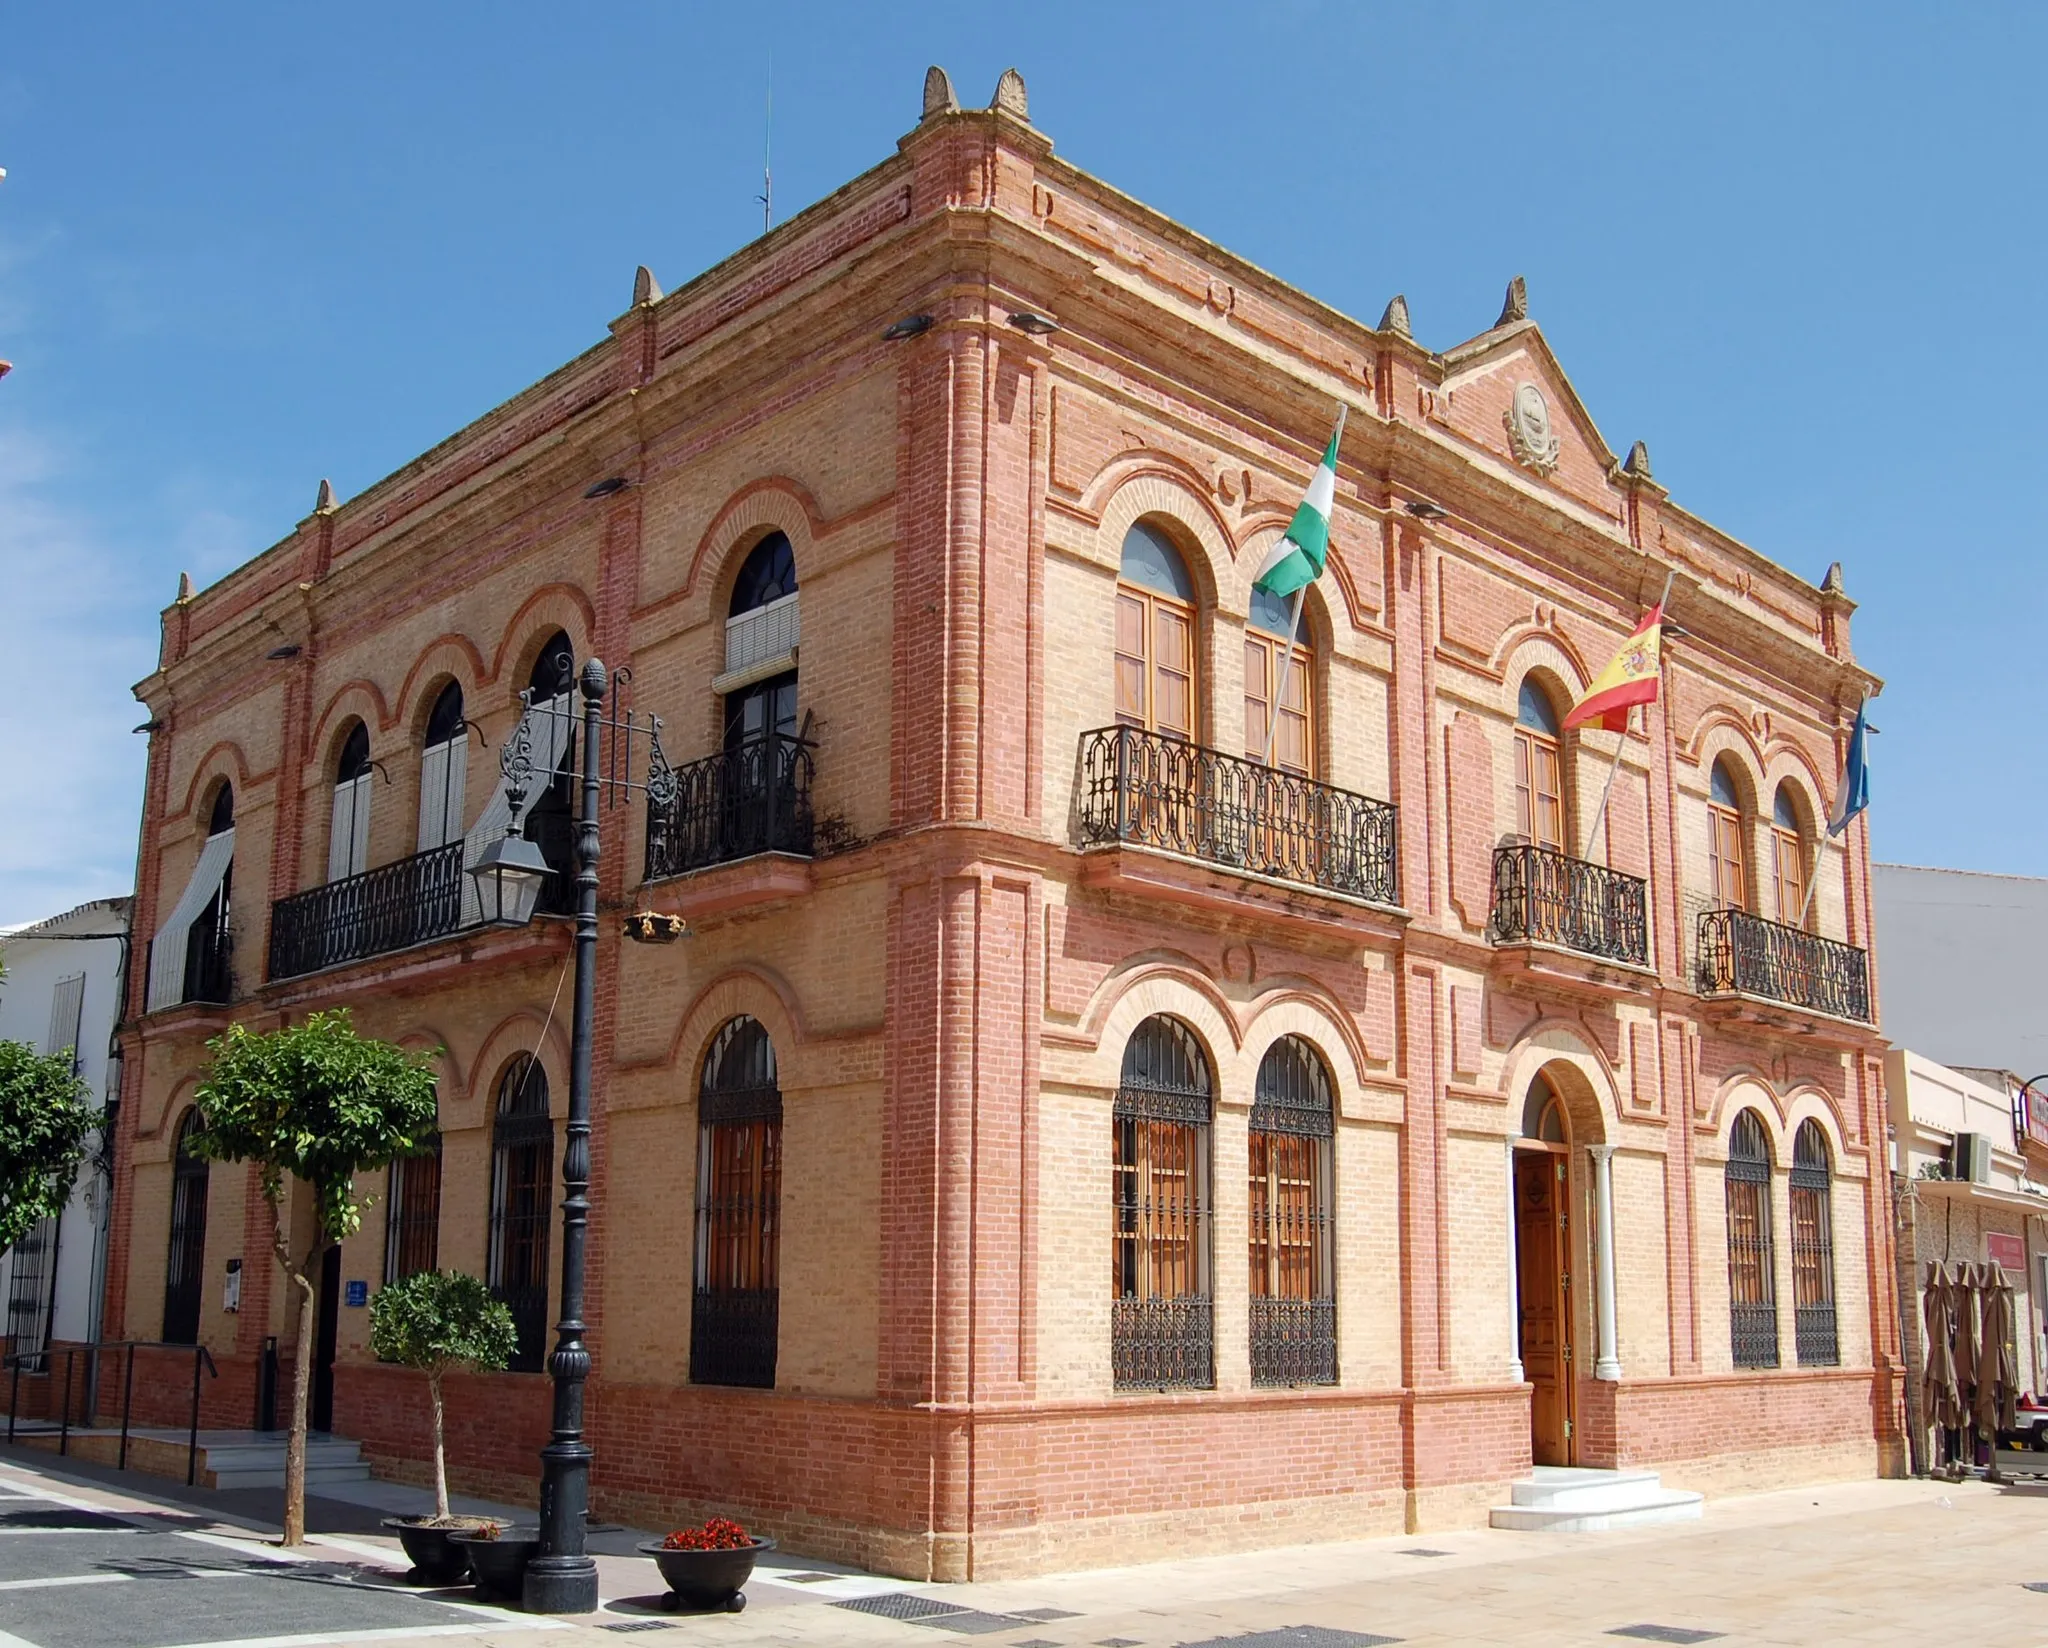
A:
[{"left": 104, "top": 66, "right": 1900, "bottom": 1578}]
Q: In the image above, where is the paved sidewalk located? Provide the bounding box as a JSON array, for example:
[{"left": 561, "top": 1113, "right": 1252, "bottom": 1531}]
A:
[{"left": 1, "top": 1450, "right": 2044, "bottom": 1648}]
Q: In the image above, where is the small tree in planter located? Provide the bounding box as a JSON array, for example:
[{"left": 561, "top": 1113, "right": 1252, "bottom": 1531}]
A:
[
  {"left": 368, "top": 1270, "right": 518, "bottom": 1521},
  {"left": 190, "top": 1010, "right": 438, "bottom": 1545}
]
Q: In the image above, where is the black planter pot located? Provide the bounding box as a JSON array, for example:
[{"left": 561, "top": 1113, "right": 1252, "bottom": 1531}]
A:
[
  {"left": 637, "top": 1537, "right": 776, "bottom": 1612},
  {"left": 452, "top": 1528, "right": 541, "bottom": 1604},
  {"left": 380, "top": 1517, "right": 475, "bottom": 1586}
]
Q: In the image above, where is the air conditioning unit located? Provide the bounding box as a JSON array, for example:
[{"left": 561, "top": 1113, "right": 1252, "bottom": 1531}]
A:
[{"left": 1948, "top": 1132, "right": 1992, "bottom": 1185}]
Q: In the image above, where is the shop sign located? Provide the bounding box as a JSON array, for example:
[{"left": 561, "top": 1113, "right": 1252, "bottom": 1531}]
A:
[
  {"left": 1987, "top": 1232, "right": 2026, "bottom": 1273},
  {"left": 2028, "top": 1086, "right": 2048, "bottom": 1148}
]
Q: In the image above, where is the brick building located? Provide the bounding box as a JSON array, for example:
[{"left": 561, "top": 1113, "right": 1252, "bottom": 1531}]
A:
[{"left": 105, "top": 65, "right": 1900, "bottom": 1576}]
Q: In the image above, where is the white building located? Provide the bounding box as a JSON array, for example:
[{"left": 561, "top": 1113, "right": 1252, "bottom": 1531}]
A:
[{"left": 0, "top": 897, "right": 129, "bottom": 1371}]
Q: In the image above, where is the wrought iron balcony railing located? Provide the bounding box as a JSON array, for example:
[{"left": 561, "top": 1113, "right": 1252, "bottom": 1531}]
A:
[
  {"left": 1696, "top": 907, "right": 1871, "bottom": 1022},
  {"left": 267, "top": 842, "right": 467, "bottom": 982},
  {"left": 1112, "top": 1295, "right": 1214, "bottom": 1390},
  {"left": 645, "top": 732, "right": 815, "bottom": 883},
  {"left": 177, "top": 915, "right": 234, "bottom": 1007},
  {"left": 1077, "top": 726, "right": 1399, "bottom": 906},
  {"left": 1489, "top": 843, "right": 1649, "bottom": 967}
]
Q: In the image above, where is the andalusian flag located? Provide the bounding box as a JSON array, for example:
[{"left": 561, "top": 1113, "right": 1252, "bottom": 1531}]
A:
[
  {"left": 1564, "top": 605, "right": 1665, "bottom": 732},
  {"left": 1253, "top": 408, "right": 1346, "bottom": 598}
]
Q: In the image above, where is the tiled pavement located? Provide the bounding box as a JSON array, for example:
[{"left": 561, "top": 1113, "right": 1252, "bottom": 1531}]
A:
[{"left": 2, "top": 1446, "right": 2045, "bottom": 1648}]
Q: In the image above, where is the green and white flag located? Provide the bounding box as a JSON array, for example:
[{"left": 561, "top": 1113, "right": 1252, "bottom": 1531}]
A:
[{"left": 1252, "top": 407, "right": 1346, "bottom": 598}]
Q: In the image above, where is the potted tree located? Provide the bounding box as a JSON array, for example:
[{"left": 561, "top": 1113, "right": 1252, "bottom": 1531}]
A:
[{"left": 368, "top": 1269, "right": 519, "bottom": 1585}]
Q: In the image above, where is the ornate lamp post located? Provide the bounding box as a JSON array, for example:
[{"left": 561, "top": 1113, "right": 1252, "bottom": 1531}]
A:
[{"left": 467, "top": 660, "right": 605, "bottom": 1615}]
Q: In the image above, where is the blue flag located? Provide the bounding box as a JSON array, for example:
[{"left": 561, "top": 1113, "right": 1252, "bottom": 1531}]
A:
[{"left": 1826, "top": 697, "right": 1872, "bottom": 837}]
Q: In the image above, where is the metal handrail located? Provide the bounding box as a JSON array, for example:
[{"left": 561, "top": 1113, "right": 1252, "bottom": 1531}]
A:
[{"left": 5, "top": 1340, "right": 219, "bottom": 1486}]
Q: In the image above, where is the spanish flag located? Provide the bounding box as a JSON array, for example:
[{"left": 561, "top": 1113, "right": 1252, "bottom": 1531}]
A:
[{"left": 1564, "top": 605, "right": 1665, "bottom": 732}]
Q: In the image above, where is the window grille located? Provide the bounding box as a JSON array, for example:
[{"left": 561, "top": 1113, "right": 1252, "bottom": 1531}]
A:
[
  {"left": 384, "top": 1132, "right": 442, "bottom": 1284},
  {"left": 1789, "top": 1121, "right": 1838, "bottom": 1366},
  {"left": 692, "top": 1017, "right": 783, "bottom": 1389},
  {"left": 163, "top": 1113, "right": 210, "bottom": 1345},
  {"left": 1725, "top": 1109, "right": 1778, "bottom": 1369},
  {"left": 5, "top": 1217, "right": 58, "bottom": 1371},
  {"left": 1113, "top": 1015, "right": 1214, "bottom": 1390},
  {"left": 1249, "top": 1036, "right": 1336, "bottom": 1387},
  {"left": 488, "top": 1058, "right": 553, "bottom": 1372}
]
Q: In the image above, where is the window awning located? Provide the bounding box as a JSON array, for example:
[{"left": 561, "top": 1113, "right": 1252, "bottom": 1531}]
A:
[{"left": 146, "top": 828, "right": 235, "bottom": 1012}]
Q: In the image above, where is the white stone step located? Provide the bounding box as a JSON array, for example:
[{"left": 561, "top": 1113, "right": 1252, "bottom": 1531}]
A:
[
  {"left": 210, "top": 1461, "right": 373, "bottom": 1491},
  {"left": 1490, "top": 1467, "right": 1704, "bottom": 1532},
  {"left": 1509, "top": 1466, "right": 1667, "bottom": 1513},
  {"left": 199, "top": 1434, "right": 371, "bottom": 1491}
]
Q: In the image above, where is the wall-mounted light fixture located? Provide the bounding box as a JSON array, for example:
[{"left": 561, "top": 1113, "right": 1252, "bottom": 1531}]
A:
[
  {"left": 883, "top": 314, "right": 933, "bottom": 340},
  {"left": 1006, "top": 311, "right": 1059, "bottom": 336},
  {"left": 265, "top": 644, "right": 302, "bottom": 660},
  {"left": 1403, "top": 500, "right": 1449, "bottom": 521},
  {"left": 583, "top": 476, "right": 629, "bottom": 500}
]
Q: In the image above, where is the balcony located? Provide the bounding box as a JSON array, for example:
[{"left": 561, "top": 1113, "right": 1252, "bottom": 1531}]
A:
[
  {"left": 1077, "top": 726, "right": 1399, "bottom": 907},
  {"left": 645, "top": 732, "right": 815, "bottom": 883},
  {"left": 1696, "top": 907, "right": 1871, "bottom": 1023},
  {"left": 1490, "top": 844, "right": 1649, "bottom": 968},
  {"left": 267, "top": 842, "right": 467, "bottom": 981}
]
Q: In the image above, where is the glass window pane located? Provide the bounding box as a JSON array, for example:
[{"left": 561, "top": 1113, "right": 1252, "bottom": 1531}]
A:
[{"left": 1119, "top": 520, "right": 1194, "bottom": 600}]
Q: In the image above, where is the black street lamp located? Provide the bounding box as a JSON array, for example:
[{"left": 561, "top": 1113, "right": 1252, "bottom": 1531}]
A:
[{"left": 469, "top": 660, "right": 607, "bottom": 1616}]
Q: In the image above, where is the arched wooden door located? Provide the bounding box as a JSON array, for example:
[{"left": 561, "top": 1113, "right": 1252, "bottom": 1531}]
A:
[{"left": 1514, "top": 1074, "right": 1576, "bottom": 1465}]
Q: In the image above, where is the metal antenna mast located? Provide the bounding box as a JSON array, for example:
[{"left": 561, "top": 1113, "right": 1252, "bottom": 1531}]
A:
[{"left": 758, "top": 68, "right": 772, "bottom": 233}]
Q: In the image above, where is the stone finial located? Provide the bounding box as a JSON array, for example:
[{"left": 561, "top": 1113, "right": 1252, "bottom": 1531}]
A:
[
  {"left": 1497, "top": 275, "right": 1528, "bottom": 326},
  {"left": 1378, "top": 294, "right": 1412, "bottom": 337},
  {"left": 176, "top": 571, "right": 194, "bottom": 603},
  {"left": 1623, "top": 440, "right": 1653, "bottom": 479},
  {"left": 991, "top": 67, "right": 1029, "bottom": 120},
  {"left": 314, "top": 477, "right": 337, "bottom": 514},
  {"left": 633, "top": 265, "right": 661, "bottom": 306},
  {"left": 1822, "top": 561, "right": 1846, "bottom": 595},
  {"left": 922, "top": 65, "right": 958, "bottom": 119}
]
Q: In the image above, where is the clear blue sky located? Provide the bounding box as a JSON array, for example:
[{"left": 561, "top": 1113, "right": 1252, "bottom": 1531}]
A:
[{"left": 2, "top": 2, "right": 2041, "bottom": 925}]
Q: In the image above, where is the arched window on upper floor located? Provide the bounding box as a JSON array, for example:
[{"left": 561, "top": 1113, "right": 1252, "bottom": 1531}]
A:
[
  {"left": 1790, "top": 1121, "right": 1838, "bottom": 1366},
  {"left": 1514, "top": 677, "right": 1568, "bottom": 853},
  {"left": 1112, "top": 1013, "right": 1213, "bottom": 1391},
  {"left": 1245, "top": 585, "right": 1314, "bottom": 777},
  {"left": 1725, "top": 1109, "right": 1778, "bottom": 1369},
  {"left": 417, "top": 683, "right": 466, "bottom": 853},
  {"left": 328, "top": 721, "right": 372, "bottom": 883},
  {"left": 1115, "top": 521, "right": 1197, "bottom": 742},
  {"left": 1770, "top": 783, "right": 1811, "bottom": 929},
  {"left": 723, "top": 532, "right": 799, "bottom": 753},
  {"left": 1248, "top": 1035, "right": 1336, "bottom": 1387},
  {"left": 147, "top": 785, "right": 236, "bottom": 1012},
  {"left": 1708, "top": 757, "right": 1749, "bottom": 911},
  {"left": 691, "top": 1016, "right": 783, "bottom": 1390},
  {"left": 163, "top": 1111, "right": 210, "bottom": 1345}
]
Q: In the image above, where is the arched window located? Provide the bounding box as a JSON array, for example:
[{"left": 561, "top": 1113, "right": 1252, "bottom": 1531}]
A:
[
  {"left": 725, "top": 532, "right": 800, "bottom": 752},
  {"left": 523, "top": 633, "right": 577, "bottom": 914},
  {"left": 488, "top": 1057, "right": 553, "bottom": 1372},
  {"left": 1112, "top": 1014, "right": 1213, "bottom": 1389},
  {"left": 181, "top": 784, "right": 236, "bottom": 1007},
  {"left": 1244, "top": 585, "right": 1313, "bottom": 775},
  {"left": 208, "top": 782, "right": 235, "bottom": 836},
  {"left": 1523, "top": 1070, "right": 1570, "bottom": 1145},
  {"left": 1114, "top": 521, "right": 1197, "bottom": 741},
  {"left": 1790, "top": 1121, "right": 1838, "bottom": 1366},
  {"left": 691, "top": 1016, "right": 783, "bottom": 1389},
  {"left": 1514, "top": 678, "right": 1567, "bottom": 852},
  {"left": 1708, "top": 758, "right": 1748, "bottom": 911},
  {"left": 1249, "top": 1036, "right": 1336, "bottom": 1386},
  {"left": 1770, "top": 784, "right": 1810, "bottom": 929},
  {"left": 328, "top": 721, "right": 373, "bottom": 883},
  {"left": 1725, "top": 1109, "right": 1778, "bottom": 1369},
  {"left": 163, "top": 1111, "right": 210, "bottom": 1345},
  {"left": 384, "top": 1127, "right": 442, "bottom": 1284},
  {"left": 417, "top": 683, "right": 467, "bottom": 852}
]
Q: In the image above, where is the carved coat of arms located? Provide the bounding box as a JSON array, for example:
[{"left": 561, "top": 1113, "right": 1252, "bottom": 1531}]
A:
[{"left": 1504, "top": 383, "right": 1562, "bottom": 475}]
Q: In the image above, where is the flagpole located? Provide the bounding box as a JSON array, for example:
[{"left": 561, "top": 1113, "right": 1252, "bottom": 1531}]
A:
[
  {"left": 1258, "top": 404, "right": 1345, "bottom": 772},
  {"left": 1797, "top": 692, "right": 1867, "bottom": 931},
  {"left": 1584, "top": 569, "right": 1674, "bottom": 862}
]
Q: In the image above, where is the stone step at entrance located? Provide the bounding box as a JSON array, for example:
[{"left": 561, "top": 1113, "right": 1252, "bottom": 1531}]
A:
[
  {"left": 198, "top": 1432, "right": 373, "bottom": 1491},
  {"left": 1489, "top": 1466, "right": 1704, "bottom": 1532}
]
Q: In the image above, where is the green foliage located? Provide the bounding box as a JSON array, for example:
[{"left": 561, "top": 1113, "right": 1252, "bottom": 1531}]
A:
[
  {"left": 369, "top": 1270, "right": 519, "bottom": 1376},
  {"left": 190, "top": 1009, "right": 439, "bottom": 1242},
  {"left": 0, "top": 1040, "right": 100, "bottom": 1253}
]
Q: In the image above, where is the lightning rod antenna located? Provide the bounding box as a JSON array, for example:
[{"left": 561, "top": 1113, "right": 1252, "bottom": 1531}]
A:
[{"left": 758, "top": 66, "right": 773, "bottom": 234}]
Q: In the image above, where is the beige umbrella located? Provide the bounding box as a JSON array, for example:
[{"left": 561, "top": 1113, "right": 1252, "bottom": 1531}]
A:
[
  {"left": 1922, "top": 1262, "right": 1960, "bottom": 1436},
  {"left": 1977, "top": 1261, "right": 2019, "bottom": 1438},
  {"left": 1953, "top": 1263, "right": 1982, "bottom": 1436}
]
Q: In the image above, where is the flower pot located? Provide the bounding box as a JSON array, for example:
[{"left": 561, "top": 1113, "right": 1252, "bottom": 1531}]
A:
[
  {"left": 637, "top": 1537, "right": 775, "bottom": 1612},
  {"left": 380, "top": 1517, "right": 477, "bottom": 1586},
  {"left": 452, "top": 1528, "right": 541, "bottom": 1603}
]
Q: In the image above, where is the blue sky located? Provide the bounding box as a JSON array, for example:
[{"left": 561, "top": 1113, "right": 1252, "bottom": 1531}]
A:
[{"left": 2, "top": 2, "right": 2042, "bottom": 924}]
